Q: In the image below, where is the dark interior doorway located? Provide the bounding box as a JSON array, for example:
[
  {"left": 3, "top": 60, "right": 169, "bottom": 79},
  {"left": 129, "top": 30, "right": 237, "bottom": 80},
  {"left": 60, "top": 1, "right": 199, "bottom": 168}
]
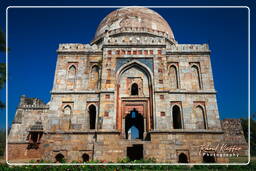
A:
[
  {"left": 89, "top": 105, "right": 96, "bottom": 129},
  {"left": 203, "top": 153, "right": 215, "bottom": 163},
  {"left": 31, "top": 132, "right": 39, "bottom": 143},
  {"left": 27, "top": 132, "right": 42, "bottom": 149},
  {"left": 131, "top": 83, "right": 139, "bottom": 95},
  {"left": 178, "top": 153, "right": 188, "bottom": 163},
  {"left": 82, "top": 153, "right": 89, "bottom": 162},
  {"left": 173, "top": 105, "right": 182, "bottom": 129},
  {"left": 125, "top": 109, "right": 144, "bottom": 139},
  {"left": 127, "top": 144, "right": 143, "bottom": 161},
  {"left": 55, "top": 153, "right": 64, "bottom": 163}
]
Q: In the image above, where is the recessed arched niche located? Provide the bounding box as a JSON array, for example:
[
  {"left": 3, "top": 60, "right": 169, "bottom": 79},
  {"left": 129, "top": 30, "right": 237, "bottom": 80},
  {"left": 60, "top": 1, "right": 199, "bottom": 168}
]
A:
[{"left": 116, "top": 61, "right": 154, "bottom": 137}]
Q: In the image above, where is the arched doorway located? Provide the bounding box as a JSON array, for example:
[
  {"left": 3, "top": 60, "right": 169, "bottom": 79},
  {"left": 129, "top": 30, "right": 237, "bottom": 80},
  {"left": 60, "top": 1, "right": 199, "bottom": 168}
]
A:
[
  {"left": 178, "top": 153, "right": 188, "bottom": 163},
  {"left": 173, "top": 105, "right": 182, "bottom": 129},
  {"left": 82, "top": 153, "right": 89, "bottom": 162},
  {"left": 55, "top": 153, "right": 65, "bottom": 163},
  {"left": 125, "top": 109, "right": 144, "bottom": 140},
  {"left": 88, "top": 105, "right": 96, "bottom": 129},
  {"left": 203, "top": 153, "right": 215, "bottom": 163}
]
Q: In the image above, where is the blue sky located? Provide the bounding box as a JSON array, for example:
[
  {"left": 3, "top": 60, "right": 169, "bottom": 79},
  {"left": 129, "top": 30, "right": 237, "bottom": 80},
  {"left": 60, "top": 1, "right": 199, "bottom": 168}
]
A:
[{"left": 0, "top": 0, "right": 255, "bottom": 129}]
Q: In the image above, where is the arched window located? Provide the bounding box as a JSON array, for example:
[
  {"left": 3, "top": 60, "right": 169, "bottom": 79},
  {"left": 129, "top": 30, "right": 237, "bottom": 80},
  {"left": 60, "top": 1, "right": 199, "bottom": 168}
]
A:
[
  {"left": 82, "top": 153, "right": 90, "bottom": 162},
  {"left": 191, "top": 65, "right": 201, "bottom": 90},
  {"left": 88, "top": 105, "right": 96, "bottom": 129},
  {"left": 195, "top": 106, "right": 207, "bottom": 129},
  {"left": 55, "top": 153, "right": 65, "bottom": 163},
  {"left": 172, "top": 105, "right": 182, "bottom": 129},
  {"left": 169, "top": 65, "right": 179, "bottom": 89},
  {"left": 203, "top": 153, "right": 215, "bottom": 163},
  {"left": 131, "top": 83, "right": 138, "bottom": 95},
  {"left": 63, "top": 105, "right": 71, "bottom": 115},
  {"left": 68, "top": 65, "right": 76, "bottom": 79},
  {"left": 90, "top": 65, "right": 100, "bottom": 89},
  {"left": 178, "top": 153, "right": 188, "bottom": 163}
]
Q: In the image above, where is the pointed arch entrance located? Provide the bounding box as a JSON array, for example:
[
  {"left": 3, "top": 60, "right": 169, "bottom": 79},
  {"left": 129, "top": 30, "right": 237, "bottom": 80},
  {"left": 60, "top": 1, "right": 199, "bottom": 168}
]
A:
[
  {"left": 116, "top": 61, "right": 154, "bottom": 138},
  {"left": 125, "top": 109, "right": 144, "bottom": 139}
]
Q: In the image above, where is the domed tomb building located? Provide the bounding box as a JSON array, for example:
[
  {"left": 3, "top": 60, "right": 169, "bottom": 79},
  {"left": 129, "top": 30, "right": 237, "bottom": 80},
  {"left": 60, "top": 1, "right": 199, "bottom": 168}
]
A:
[{"left": 8, "top": 7, "right": 226, "bottom": 163}]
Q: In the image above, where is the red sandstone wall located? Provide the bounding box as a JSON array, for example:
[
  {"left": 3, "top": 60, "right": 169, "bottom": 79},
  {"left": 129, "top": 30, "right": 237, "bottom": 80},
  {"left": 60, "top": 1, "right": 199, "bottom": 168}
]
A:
[{"left": 7, "top": 143, "right": 42, "bottom": 162}]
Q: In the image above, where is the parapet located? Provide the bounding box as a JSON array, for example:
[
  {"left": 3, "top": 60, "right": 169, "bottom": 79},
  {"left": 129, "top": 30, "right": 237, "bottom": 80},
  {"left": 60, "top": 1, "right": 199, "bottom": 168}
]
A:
[
  {"left": 167, "top": 44, "right": 210, "bottom": 54},
  {"left": 18, "top": 95, "right": 48, "bottom": 110},
  {"left": 57, "top": 43, "right": 101, "bottom": 53}
]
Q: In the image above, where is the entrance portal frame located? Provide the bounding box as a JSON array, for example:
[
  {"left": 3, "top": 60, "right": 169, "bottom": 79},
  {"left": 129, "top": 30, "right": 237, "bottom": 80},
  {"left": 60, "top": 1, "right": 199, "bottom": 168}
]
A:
[
  {"left": 120, "top": 97, "right": 152, "bottom": 138},
  {"left": 115, "top": 60, "right": 155, "bottom": 134}
]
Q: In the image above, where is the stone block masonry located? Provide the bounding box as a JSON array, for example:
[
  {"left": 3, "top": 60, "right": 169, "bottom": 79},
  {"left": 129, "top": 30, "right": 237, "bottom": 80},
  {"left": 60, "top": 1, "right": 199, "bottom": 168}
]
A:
[{"left": 8, "top": 7, "right": 247, "bottom": 163}]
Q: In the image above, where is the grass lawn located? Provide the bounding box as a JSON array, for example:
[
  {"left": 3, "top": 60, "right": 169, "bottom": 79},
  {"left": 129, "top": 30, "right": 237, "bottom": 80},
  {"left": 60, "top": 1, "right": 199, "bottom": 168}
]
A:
[{"left": 0, "top": 155, "right": 256, "bottom": 170}]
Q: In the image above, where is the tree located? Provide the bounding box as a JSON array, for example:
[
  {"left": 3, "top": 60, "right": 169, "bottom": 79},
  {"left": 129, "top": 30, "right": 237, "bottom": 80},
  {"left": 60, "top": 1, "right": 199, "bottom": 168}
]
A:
[
  {"left": 0, "top": 129, "right": 5, "bottom": 156},
  {"left": 0, "top": 28, "right": 6, "bottom": 109},
  {"left": 0, "top": 28, "right": 6, "bottom": 158},
  {"left": 0, "top": 28, "right": 6, "bottom": 52},
  {"left": 241, "top": 115, "right": 256, "bottom": 156}
]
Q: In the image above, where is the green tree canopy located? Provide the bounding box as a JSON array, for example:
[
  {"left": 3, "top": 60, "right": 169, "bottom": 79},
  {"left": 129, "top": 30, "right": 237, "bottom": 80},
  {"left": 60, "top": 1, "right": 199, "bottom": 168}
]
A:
[
  {"left": 0, "top": 28, "right": 6, "bottom": 52},
  {"left": 0, "top": 28, "right": 6, "bottom": 109},
  {"left": 0, "top": 129, "right": 5, "bottom": 156},
  {"left": 241, "top": 116, "right": 256, "bottom": 156}
]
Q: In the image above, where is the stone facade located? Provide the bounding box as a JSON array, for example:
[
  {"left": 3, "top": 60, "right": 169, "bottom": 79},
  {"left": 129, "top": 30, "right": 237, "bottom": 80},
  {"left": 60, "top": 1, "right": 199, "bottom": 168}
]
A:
[
  {"left": 8, "top": 7, "right": 247, "bottom": 163},
  {"left": 221, "top": 119, "right": 248, "bottom": 156}
]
